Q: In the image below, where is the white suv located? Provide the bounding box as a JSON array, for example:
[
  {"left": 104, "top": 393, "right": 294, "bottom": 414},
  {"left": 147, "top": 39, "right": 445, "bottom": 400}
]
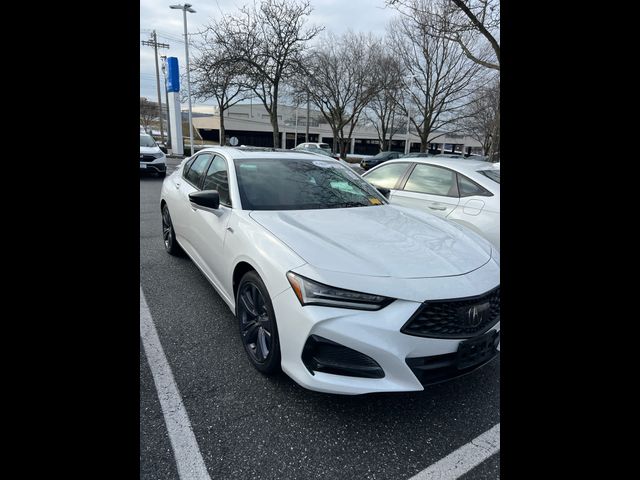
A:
[
  {"left": 140, "top": 134, "right": 167, "bottom": 177},
  {"left": 296, "top": 142, "right": 332, "bottom": 152}
]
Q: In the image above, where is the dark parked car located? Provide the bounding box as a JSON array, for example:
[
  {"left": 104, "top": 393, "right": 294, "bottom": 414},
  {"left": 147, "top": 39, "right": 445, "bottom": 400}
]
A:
[{"left": 360, "top": 151, "right": 403, "bottom": 170}]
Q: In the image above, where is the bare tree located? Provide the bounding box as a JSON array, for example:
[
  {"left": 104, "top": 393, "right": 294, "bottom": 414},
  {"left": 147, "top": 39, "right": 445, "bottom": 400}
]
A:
[
  {"left": 305, "top": 32, "right": 380, "bottom": 158},
  {"left": 388, "top": 10, "right": 484, "bottom": 153},
  {"left": 203, "top": 0, "right": 322, "bottom": 148},
  {"left": 387, "top": 0, "right": 500, "bottom": 70},
  {"left": 190, "top": 44, "right": 251, "bottom": 146},
  {"left": 364, "top": 51, "right": 405, "bottom": 151},
  {"left": 140, "top": 97, "right": 158, "bottom": 133},
  {"left": 460, "top": 76, "right": 499, "bottom": 157}
]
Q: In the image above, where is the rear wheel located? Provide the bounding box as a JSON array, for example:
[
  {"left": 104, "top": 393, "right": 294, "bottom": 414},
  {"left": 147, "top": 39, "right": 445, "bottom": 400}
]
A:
[{"left": 236, "top": 271, "right": 281, "bottom": 374}]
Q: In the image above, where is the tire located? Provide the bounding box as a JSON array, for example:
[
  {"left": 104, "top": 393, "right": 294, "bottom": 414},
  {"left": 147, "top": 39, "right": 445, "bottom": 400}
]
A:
[
  {"left": 236, "top": 270, "right": 281, "bottom": 375},
  {"left": 161, "top": 204, "right": 183, "bottom": 256}
]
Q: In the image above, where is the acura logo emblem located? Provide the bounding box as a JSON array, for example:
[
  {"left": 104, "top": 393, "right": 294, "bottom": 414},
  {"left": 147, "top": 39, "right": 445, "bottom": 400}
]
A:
[{"left": 463, "top": 302, "right": 490, "bottom": 328}]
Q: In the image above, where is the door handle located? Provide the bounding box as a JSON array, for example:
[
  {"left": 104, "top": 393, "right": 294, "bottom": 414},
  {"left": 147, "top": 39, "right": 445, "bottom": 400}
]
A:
[{"left": 428, "top": 205, "right": 447, "bottom": 211}]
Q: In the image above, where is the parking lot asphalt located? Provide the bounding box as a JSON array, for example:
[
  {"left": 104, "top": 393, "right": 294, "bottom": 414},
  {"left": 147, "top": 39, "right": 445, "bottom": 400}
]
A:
[{"left": 140, "top": 160, "right": 500, "bottom": 479}]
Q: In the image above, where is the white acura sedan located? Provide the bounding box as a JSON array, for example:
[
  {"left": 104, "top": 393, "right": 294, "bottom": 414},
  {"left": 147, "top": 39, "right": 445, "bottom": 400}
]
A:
[
  {"left": 160, "top": 147, "right": 500, "bottom": 395},
  {"left": 363, "top": 158, "right": 500, "bottom": 250}
]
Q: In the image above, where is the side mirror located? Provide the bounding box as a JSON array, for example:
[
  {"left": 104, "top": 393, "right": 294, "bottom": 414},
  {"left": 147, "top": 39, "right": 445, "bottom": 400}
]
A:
[
  {"left": 189, "top": 190, "right": 220, "bottom": 211},
  {"left": 374, "top": 185, "right": 390, "bottom": 199}
]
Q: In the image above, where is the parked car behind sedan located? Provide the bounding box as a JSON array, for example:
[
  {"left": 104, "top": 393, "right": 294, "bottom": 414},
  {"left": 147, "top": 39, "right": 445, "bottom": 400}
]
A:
[
  {"left": 360, "top": 151, "right": 403, "bottom": 170},
  {"left": 140, "top": 133, "right": 166, "bottom": 177},
  {"left": 293, "top": 145, "right": 340, "bottom": 160},
  {"left": 160, "top": 148, "right": 500, "bottom": 394},
  {"left": 362, "top": 158, "right": 500, "bottom": 250},
  {"left": 296, "top": 142, "right": 332, "bottom": 153}
]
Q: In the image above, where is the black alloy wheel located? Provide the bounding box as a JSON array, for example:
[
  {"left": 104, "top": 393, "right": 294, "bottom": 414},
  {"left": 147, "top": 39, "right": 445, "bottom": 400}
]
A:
[
  {"left": 161, "top": 204, "right": 182, "bottom": 256},
  {"left": 236, "top": 271, "right": 281, "bottom": 374}
]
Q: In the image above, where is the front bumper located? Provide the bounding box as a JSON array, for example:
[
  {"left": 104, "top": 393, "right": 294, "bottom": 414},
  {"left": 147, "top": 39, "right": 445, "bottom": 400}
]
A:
[
  {"left": 271, "top": 285, "right": 500, "bottom": 395},
  {"left": 140, "top": 161, "right": 166, "bottom": 173}
]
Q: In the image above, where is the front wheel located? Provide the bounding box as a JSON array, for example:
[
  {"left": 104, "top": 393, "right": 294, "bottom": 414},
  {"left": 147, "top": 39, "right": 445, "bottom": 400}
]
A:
[
  {"left": 236, "top": 271, "right": 281, "bottom": 374},
  {"left": 161, "top": 204, "right": 183, "bottom": 256}
]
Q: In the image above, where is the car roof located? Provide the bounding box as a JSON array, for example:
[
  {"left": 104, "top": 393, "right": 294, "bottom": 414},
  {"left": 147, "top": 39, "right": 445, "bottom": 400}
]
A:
[
  {"left": 190, "top": 146, "right": 335, "bottom": 162},
  {"left": 385, "top": 157, "right": 497, "bottom": 171}
]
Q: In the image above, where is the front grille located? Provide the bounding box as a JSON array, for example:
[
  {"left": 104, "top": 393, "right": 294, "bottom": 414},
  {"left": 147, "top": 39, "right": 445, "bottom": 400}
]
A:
[
  {"left": 401, "top": 286, "right": 500, "bottom": 339},
  {"left": 140, "top": 154, "right": 159, "bottom": 162}
]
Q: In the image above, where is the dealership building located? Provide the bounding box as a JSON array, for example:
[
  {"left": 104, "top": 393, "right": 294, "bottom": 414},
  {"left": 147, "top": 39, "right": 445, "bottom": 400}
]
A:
[{"left": 191, "top": 103, "right": 483, "bottom": 156}]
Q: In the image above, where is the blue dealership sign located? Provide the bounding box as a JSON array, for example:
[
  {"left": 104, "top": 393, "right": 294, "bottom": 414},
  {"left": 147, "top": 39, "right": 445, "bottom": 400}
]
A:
[{"left": 167, "top": 57, "right": 180, "bottom": 92}]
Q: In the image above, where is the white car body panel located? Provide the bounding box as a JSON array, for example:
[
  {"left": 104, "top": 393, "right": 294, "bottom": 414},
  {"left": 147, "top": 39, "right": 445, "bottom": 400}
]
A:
[
  {"left": 249, "top": 205, "right": 491, "bottom": 279},
  {"left": 389, "top": 189, "right": 460, "bottom": 218},
  {"left": 160, "top": 147, "right": 500, "bottom": 394}
]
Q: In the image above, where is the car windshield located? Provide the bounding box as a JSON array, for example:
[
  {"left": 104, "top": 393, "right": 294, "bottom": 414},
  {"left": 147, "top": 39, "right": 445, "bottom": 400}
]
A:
[
  {"left": 235, "top": 158, "right": 387, "bottom": 210},
  {"left": 479, "top": 169, "right": 500, "bottom": 184},
  {"left": 140, "top": 134, "right": 156, "bottom": 147}
]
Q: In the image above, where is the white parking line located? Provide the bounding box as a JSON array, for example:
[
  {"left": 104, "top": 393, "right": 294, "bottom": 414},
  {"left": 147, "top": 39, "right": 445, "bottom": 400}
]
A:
[
  {"left": 408, "top": 423, "right": 500, "bottom": 480},
  {"left": 140, "top": 286, "right": 212, "bottom": 480}
]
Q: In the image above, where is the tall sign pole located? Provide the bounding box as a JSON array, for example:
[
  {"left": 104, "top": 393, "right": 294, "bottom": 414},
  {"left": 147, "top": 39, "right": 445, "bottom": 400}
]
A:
[{"left": 166, "top": 57, "right": 184, "bottom": 155}]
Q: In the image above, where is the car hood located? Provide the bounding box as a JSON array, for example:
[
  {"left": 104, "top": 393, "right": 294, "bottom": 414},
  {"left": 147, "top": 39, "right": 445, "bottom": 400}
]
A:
[
  {"left": 140, "top": 146, "right": 162, "bottom": 154},
  {"left": 249, "top": 205, "right": 491, "bottom": 278}
]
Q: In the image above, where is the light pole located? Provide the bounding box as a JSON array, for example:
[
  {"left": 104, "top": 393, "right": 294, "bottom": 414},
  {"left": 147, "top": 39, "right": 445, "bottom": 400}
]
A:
[{"left": 170, "top": 3, "right": 196, "bottom": 156}]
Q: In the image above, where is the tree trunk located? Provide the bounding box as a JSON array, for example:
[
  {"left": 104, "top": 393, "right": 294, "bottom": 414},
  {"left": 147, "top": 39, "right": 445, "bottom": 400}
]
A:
[
  {"left": 270, "top": 110, "right": 280, "bottom": 148},
  {"left": 483, "top": 136, "right": 491, "bottom": 156},
  {"left": 419, "top": 138, "right": 427, "bottom": 153},
  {"left": 219, "top": 109, "right": 226, "bottom": 146},
  {"left": 340, "top": 139, "right": 348, "bottom": 159},
  {"left": 488, "top": 107, "right": 500, "bottom": 161},
  {"left": 331, "top": 128, "right": 339, "bottom": 154}
]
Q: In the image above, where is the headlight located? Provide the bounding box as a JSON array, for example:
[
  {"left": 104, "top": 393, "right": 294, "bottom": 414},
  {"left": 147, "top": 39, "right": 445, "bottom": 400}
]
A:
[
  {"left": 153, "top": 152, "right": 165, "bottom": 158},
  {"left": 286, "top": 271, "right": 393, "bottom": 310}
]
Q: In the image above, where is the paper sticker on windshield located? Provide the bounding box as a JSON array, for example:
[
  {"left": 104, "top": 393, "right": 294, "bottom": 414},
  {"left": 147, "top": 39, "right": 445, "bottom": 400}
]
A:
[{"left": 369, "top": 198, "right": 382, "bottom": 205}]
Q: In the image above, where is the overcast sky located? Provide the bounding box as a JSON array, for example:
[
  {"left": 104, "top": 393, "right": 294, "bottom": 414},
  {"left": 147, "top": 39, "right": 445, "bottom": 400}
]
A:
[{"left": 140, "top": 0, "right": 399, "bottom": 113}]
